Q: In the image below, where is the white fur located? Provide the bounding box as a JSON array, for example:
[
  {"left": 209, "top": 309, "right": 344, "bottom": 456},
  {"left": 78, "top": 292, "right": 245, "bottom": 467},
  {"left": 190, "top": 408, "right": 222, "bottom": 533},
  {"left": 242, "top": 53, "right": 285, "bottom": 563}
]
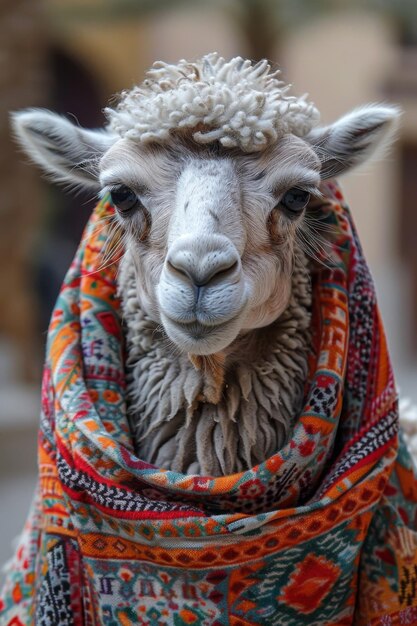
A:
[
  {"left": 307, "top": 104, "right": 401, "bottom": 178},
  {"left": 399, "top": 397, "right": 417, "bottom": 464},
  {"left": 158, "top": 159, "right": 248, "bottom": 353},
  {"left": 105, "top": 53, "right": 320, "bottom": 151},
  {"left": 10, "top": 109, "right": 114, "bottom": 188}
]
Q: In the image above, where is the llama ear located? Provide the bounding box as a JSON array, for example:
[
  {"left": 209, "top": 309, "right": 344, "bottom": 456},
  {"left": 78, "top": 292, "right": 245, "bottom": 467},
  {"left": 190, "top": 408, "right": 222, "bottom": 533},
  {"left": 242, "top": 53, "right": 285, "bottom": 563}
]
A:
[
  {"left": 306, "top": 105, "right": 401, "bottom": 179},
  {"left": 10, "top": 109, "right": 115, "bottom": 189}
]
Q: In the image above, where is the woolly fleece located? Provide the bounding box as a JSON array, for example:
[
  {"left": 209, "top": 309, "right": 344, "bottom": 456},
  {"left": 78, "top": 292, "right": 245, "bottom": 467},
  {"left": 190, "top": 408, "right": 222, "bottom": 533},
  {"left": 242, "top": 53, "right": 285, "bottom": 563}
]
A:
[{"left": 105, "top": 53, "right": 320, "bottom": 152}]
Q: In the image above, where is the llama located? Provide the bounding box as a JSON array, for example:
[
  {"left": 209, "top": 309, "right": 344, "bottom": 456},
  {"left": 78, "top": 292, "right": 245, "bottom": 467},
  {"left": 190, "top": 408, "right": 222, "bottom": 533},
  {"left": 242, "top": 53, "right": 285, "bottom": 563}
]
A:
[
  {"left": 5, "top": 54, "right": 417, "bottom": 626},
  {"left": 12, "top": 54, "right": 401, "bottom": 476}
]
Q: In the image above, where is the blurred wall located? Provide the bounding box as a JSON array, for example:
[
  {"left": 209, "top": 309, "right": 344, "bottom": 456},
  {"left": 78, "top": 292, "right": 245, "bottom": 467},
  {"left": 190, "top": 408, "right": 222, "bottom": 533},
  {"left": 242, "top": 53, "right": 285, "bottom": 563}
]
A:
[
  {"left": 45, "top": 6, "right": 150, "bottom": 95},
  {"left": 0, "top": 0, "right": 47, "bottom": 381}
]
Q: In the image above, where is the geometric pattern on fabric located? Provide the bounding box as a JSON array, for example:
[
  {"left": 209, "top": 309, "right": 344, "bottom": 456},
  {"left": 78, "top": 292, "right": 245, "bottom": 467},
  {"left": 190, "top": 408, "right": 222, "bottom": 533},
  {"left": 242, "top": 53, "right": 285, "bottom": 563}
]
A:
[
  {"left": 1, "top": 181, "right": 417, "bottom": 625},
  {"left": 35, "top": 541, "right": 73, "bottom": 626}
]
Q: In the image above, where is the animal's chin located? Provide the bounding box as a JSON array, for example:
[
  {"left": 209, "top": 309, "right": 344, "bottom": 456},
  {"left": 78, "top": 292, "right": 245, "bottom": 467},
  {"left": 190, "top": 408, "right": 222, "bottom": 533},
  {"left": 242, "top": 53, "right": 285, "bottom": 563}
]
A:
[{"left": 161, "top": 314, "right": 242, "bottom": 355}]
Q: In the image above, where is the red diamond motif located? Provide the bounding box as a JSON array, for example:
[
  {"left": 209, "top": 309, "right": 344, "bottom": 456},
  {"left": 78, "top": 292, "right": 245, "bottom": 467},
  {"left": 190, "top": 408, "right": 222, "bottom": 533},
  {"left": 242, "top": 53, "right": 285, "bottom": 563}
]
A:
[
  {"left": 177, "top": 553, "right": 192, "bottom": 564},
  {"left": 200, "top": 552, "right": 217, "bottom": 563},
  {"left": 223, "top": 549, "right": 239, "bottom": 561},
  {"left": 280, "top": 553, "right": 340, "bottom": 614}
]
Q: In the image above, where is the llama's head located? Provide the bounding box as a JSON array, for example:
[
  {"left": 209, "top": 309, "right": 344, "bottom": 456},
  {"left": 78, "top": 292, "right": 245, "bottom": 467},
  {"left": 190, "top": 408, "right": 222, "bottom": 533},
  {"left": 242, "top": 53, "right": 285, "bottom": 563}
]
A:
[{"left": 12, "top": 54, "right": 399, "bottom": 356}]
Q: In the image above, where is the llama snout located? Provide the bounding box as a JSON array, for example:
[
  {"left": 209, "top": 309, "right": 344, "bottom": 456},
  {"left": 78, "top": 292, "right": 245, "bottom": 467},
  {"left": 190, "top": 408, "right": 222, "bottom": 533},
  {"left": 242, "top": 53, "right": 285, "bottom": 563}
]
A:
[
  {"left": 166, "top": 234, "right": 240, "bottom": 284},
  {"left": 157, "top": 235, "right": 248, "bottom": 352}
]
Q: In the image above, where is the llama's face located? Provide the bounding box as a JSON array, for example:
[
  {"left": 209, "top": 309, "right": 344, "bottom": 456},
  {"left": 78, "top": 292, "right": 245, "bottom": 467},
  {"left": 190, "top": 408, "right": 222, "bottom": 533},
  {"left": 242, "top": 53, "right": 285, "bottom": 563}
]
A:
[
  {"left": 99, "top": 136, "right": 321, "bottom": 354},
  {"left": 11, "top": 99, "right": 399, "bottom": 355}
]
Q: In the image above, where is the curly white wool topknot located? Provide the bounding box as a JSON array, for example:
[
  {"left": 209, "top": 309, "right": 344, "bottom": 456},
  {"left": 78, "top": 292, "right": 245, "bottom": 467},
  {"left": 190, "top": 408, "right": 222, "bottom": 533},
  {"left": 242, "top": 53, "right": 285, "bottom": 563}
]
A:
[{"left": 105, "top": 53, "right": 320, "bottom": 152}]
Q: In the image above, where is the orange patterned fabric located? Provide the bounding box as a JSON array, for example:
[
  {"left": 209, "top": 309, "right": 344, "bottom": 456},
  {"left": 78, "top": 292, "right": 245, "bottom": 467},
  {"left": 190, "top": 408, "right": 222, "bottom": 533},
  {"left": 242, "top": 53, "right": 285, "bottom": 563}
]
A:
[{"left": 1, "top": 181, "right": 417, "bottom": 625}]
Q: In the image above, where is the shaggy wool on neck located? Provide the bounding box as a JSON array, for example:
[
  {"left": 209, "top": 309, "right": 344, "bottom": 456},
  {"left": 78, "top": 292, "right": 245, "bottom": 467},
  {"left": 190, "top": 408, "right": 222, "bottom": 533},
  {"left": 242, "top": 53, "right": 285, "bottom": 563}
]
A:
[
  {"left": 105, "top": 53, "right": 320, "bottom": 152},
  {"left": 119, "top": 252, "right": 312, "bottom": 476}
]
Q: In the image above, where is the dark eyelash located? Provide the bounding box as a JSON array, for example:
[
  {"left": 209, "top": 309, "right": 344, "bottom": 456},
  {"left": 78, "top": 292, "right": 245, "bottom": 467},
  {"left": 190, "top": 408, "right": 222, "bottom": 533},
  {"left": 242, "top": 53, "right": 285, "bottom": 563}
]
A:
[
  {"left": 271, "top": 185, "right": 320, "bottom": 200},
  {"left": 105, "top": 183, "right": 148, "bottom": 196}
]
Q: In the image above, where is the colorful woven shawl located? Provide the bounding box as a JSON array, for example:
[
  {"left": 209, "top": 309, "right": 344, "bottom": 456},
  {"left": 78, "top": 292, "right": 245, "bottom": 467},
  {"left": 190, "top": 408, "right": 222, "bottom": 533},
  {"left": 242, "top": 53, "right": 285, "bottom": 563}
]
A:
[{"left": 2, "top": 181, "right": 417, "bottom": 626}]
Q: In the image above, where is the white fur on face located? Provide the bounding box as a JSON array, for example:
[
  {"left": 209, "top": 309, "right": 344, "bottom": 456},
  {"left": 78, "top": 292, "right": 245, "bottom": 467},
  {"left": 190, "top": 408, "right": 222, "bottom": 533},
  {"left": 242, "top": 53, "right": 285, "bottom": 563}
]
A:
[
  {"left": 158, "top": 159, "right": 248, "bottom": 354},
  {"left": 100, "top": 137, "right": 321, "bottom": 355}
]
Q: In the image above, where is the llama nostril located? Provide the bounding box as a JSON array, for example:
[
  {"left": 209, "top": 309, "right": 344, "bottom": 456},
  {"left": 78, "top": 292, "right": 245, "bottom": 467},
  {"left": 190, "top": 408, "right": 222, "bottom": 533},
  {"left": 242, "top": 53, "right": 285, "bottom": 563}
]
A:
[
  {"left": 205, "top": 259, "right": 239, "bottom": 286},
  {"left": 212, "top": 260, "right": 239, "bottom": 278},
  {"left": 166, "top": 258, "right": 194, "bottom": 283},
  {"left": 166, "top": 254, "right": 240, "bottom": 288},
  {"left": 167, "top": 259, "right": 239, "bottom": 290}
]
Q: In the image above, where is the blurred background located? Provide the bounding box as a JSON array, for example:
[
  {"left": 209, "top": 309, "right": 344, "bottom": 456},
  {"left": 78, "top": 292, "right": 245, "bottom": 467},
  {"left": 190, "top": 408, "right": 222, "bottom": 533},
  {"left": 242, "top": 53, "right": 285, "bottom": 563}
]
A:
[{"left": 1, "top": 0, "right": 417, "bottom": 568}]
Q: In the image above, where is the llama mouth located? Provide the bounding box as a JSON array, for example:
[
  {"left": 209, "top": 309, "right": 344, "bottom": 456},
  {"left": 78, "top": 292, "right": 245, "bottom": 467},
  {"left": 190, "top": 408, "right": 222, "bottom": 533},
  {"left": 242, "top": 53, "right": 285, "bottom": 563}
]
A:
[
  {"left": 161, "top": 313, "right": 243, "bottom": 354},
  {"left": 165, "top": 317, "right": 237, "bottom": 338}
]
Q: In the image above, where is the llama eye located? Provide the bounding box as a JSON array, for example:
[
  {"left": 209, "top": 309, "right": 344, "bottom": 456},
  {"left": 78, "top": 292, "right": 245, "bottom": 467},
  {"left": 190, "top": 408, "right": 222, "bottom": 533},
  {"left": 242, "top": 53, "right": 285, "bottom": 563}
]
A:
[
  {"left": 110, "top": 185, "right": 142, "bottom": 214},
  {"left": 280, "top": 188, "right": 310, "bottom": 216}
]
